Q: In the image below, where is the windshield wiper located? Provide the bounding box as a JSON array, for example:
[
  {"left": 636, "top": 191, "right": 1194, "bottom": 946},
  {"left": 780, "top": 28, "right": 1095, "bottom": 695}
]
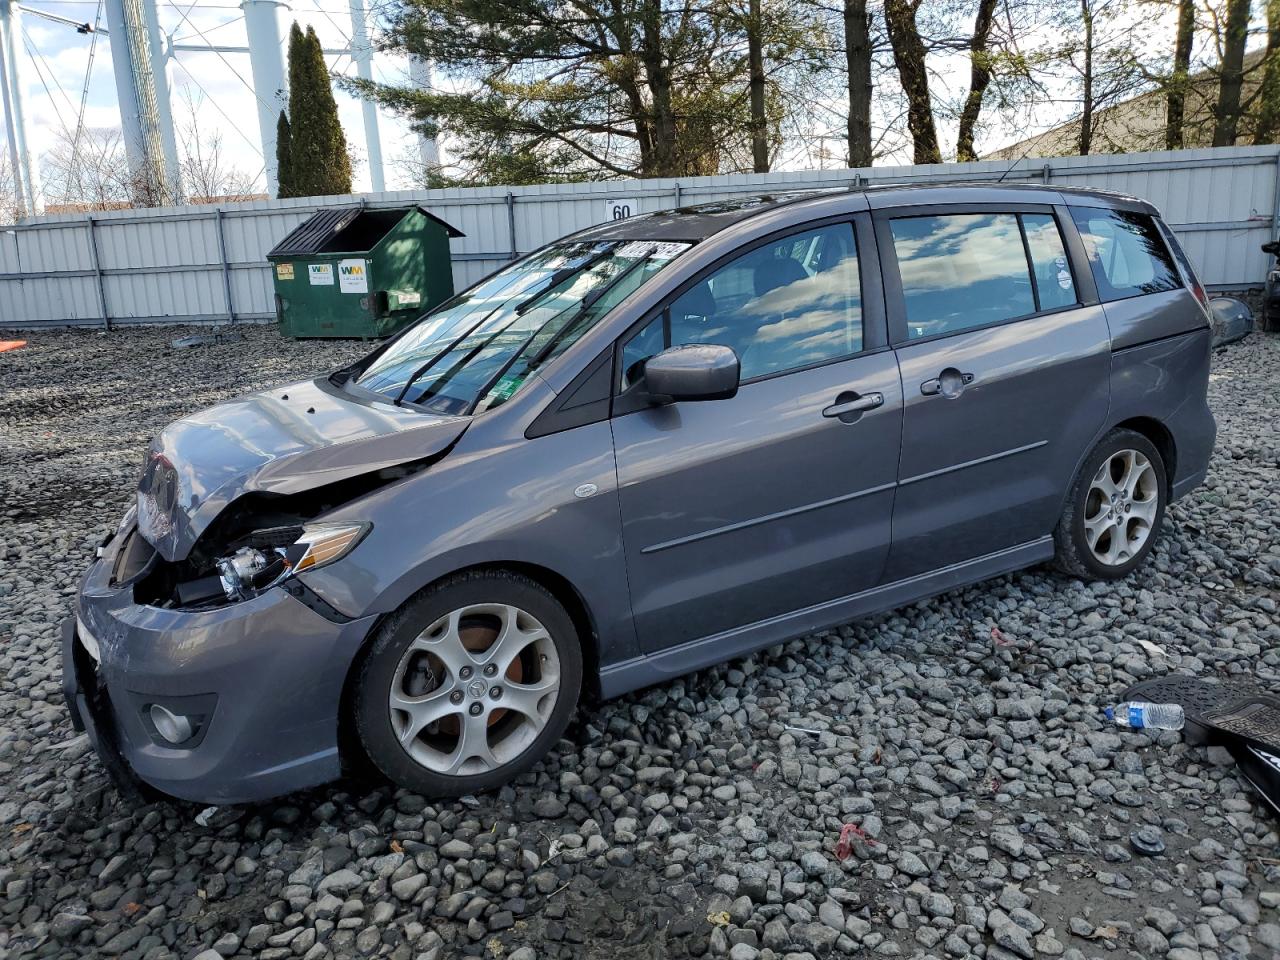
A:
[
  {"left": 392, "top": 244, "right": 616, "bottom": 407},
  {"left": 468, "top": 246, "right": 657, "bottom": 414},
  {"left": 407, "top": 310, "right": 534, "bottom": 408},
  {"left": 526, "top": 246, "right": 656, "bottom": 369},
  {"left": 512, "top": 244, "right": 617, "bottom": 316}
]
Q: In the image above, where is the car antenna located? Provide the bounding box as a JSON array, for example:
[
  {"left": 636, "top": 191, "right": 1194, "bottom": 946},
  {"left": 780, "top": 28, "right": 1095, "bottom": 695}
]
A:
[{"left": 995, "top": 135, "right": 1041, "bottom": 184}]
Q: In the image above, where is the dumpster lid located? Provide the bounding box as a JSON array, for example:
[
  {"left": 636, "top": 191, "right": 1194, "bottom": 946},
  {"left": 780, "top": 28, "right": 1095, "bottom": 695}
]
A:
[{"left": 268, "top": 205, "right": 464, "bottom": 257}]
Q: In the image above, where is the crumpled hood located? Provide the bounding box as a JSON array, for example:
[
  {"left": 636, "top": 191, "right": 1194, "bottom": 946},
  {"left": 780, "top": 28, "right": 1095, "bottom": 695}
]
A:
[{"left": 137, "top": 376, "right": 467, "bottom": 561}]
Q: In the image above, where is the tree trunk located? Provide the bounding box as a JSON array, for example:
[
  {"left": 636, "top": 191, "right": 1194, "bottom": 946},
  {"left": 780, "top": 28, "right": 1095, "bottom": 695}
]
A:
[
  {"left": 1254, "top": 0, "right": 1280, "bottom": 142},
  {"left": 640, "top": 0, "right": 679, "bottom": 176},
  {"left": 956, "top": 0, "right": 999, "bottom": 162},
  {"left": 884, "top": 0, "right": 941, "bottom": 164},
  {"left": 1213, "top": 0, "right": 1251, "bottom": 146},
  {"left": 618, "top": 72, "right": 656, "bottom": 173},
  {"left": 1165, "top": 0, "right": 1195, "bottom": 148},
  {"left": 1080, "top": 0, "right": 1094, "bottom": 154},
  {"left": 748, "top": 0, "right": 769, "bottom": 172},
  {"left": 611, "top": 19, "right": 656, "bottom": 174},
  {"left": 844, "top": 0, "right": 872, "bottom": 167}
]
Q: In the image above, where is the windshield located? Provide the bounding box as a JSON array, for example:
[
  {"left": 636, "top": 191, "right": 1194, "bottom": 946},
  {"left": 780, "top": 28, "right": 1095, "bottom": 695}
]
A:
[{"left": 353, "top": 239, "right": 692, "bottom": 415}]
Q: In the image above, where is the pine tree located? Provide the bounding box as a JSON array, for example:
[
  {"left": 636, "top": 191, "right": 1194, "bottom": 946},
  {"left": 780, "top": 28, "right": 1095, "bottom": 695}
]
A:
[
  {"left": 285, "top": 22, "right": 353, "bottom": 196},
  {"left": 342, "top": 0, "right": 815, "bottom": 182},
  {"left": 275, "top": 110, "right": 293, "bottom": 198}
]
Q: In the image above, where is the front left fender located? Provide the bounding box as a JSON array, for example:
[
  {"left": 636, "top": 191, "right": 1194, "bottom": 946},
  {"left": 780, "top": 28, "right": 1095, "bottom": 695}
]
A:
[{"left": 297, "top": 418, "right": 640, "bottom": 671}]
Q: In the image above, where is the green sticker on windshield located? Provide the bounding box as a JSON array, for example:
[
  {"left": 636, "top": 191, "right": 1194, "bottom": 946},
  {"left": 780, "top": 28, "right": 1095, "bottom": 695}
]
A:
[{"left": 491, "top": 374, "right": 524, "bottom": 400}]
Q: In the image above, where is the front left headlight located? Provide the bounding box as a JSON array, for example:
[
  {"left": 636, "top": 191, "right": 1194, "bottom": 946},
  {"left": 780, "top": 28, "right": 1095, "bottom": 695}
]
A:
[{"left": 216, "top": 521, "right": 369, "bottom": 601}]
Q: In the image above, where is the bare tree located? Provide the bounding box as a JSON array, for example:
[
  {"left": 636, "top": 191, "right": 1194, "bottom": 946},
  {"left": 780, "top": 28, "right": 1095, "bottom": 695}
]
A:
[
  {"left": 884, "top": 0, "right": 942, "bottom": 162},
  {"left": 42, "top": 127, "right": 134, "bottom": 210},
  {"left": 844, "top": 0, "right": 873, "bottom": 166},
  {"left": 1165, "top": 0, "right": 1196, "bottom": 148},
  {"left": 747, "top": 0, "right": 770, "bottom": 171},
  {"left": 0, "top": 154, "right": 22, "bottom": 224},
  {"left": 175, "top": 85, "right": 262, "bottom": 202},
  {"left": 1037, "top": 0, "right": 1147, "bottom": 155},
  {"left": 1080, "top": 0, "right": 1097, "bottom": 153},
  {"left": 1256, "top": 0, "right": 1280, "bottom": 142},
  {"left": 955, "top": 0, "right": 1001, "bottom": 161},
  {"left": 1213, "top": 0, "right": 1252, "bottom": 145}
]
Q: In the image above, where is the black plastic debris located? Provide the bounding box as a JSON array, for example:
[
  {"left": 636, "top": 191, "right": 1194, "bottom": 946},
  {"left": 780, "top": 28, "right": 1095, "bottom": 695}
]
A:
[
  {"left": 1124, "top": 675, "right": 1280, "bottom": 817},
  {"left": 1229, "top": 742, "right": 1280, "bottom": 817},
  {"left": 171, "top": 331, "right": 244, "bottom": 350}
]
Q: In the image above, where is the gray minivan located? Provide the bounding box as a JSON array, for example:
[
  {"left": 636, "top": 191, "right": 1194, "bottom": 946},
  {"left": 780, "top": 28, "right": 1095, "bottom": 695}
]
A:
[{"left": 64, "top": 184, "right": 1216, "bottom": 803}]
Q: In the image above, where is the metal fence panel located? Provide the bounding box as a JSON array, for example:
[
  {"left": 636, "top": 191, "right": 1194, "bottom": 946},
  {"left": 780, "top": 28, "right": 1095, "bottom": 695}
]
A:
[{"left": 2, "top": 144, "right": 1277, "bottom": 329}]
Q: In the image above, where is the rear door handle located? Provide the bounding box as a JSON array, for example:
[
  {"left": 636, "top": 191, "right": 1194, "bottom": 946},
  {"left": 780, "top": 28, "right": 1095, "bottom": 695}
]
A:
[
  {"left": 920, "top": 369, "right": 975, "bottom": 398},
  {"left": 823, "top": 392, "right": 884, "bottom": 420}
]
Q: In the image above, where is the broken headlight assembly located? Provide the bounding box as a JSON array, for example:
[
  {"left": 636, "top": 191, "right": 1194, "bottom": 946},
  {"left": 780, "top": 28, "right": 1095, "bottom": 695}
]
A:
[{"left": 203, "top": 522, "right": 369, "bottom": 604}]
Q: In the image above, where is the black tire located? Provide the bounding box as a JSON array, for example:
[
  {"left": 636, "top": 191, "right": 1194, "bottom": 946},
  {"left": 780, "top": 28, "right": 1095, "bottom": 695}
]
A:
[
  {"left": 353, "top": 570, "right": 582, "bottom": 797},
  {"left": 1053, "top": 428, "right": 1167, "bottom": 580}
]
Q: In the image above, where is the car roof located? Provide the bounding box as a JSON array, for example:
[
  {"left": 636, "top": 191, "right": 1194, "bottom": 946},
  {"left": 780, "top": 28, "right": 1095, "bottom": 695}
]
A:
[
  {"left": 571, "top": 192, "right": 830, "bottom": 242},
  {"left": 575, "top": 181, "right": 1156, "bottom": 243}
]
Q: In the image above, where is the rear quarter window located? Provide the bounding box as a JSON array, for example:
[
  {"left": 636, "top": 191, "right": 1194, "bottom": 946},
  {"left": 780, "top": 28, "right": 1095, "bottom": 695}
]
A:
[{"left": 1070, "top": 208, "right": 1181, "bottom": 302}]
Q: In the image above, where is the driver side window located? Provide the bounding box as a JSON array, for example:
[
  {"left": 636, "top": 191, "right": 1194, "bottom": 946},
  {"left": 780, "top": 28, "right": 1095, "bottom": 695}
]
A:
[{"left": 620, "top": 222, "right": 863, "bottom": 388}]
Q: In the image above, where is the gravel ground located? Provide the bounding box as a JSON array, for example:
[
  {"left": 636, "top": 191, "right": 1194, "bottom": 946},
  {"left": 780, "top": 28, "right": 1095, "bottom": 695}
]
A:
[{"left": 1, "top": 324, "right": 1279, "bottom": 960}]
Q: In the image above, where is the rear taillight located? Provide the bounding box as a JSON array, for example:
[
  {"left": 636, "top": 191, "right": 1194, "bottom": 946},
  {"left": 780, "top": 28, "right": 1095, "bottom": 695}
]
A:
[
  {"left": 1156, "top": 219, "right": 1210, "bottom": 315},
  {"left": 1189, "top": 278, "right": 1210, "bottom": 311}
]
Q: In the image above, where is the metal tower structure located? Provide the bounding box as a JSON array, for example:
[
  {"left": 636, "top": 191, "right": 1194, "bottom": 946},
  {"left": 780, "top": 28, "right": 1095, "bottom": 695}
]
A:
[
  {"left": 0, "top": 0, "right": 431, "bottom": 214},
  {"left": 241, "top": 0, "right": 288, "bottom": 195},
  {"left": 0, "top": 0, "right": 40, "bottom": 215},
  {"left": 104, "top": 0, "right": 176, "bottom": 204},
  {"left": 347, "top": 0, "right": 382, "bottom": 191},
  {"left": 409, "top": 55, "right": 440, "bottom": 173},
  {"left": 142, "top": 0, "right": 181, "bottom": 195}
]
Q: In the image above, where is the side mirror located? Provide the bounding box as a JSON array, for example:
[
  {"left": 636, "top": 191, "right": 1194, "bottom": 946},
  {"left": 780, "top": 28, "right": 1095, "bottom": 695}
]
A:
[
  {"left": 1263, "top": 240, "right": 1280, "bottom": 256},
  {"left": 643, "top": 344, "right": 740, "bottom": 403}
]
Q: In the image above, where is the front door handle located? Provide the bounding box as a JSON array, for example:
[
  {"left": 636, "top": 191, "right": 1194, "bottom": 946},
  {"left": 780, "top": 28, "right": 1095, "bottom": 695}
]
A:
[
  {"left": 920, "top": 368, "right": 975, "bottom": 398},
  {"left": 823, "top": 391, "right": 883, "bottom": 421}
]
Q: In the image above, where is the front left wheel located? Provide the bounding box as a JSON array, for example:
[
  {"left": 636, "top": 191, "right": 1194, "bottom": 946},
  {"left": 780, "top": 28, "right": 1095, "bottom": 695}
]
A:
[{"left": 353, "top": 570, "right": 582, "bottom": 797}]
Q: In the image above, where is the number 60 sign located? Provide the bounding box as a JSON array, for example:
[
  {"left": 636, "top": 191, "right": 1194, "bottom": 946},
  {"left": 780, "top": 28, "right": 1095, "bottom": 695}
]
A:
[{"left": 605, "top": 198, "right": 638, "bottom": 221}]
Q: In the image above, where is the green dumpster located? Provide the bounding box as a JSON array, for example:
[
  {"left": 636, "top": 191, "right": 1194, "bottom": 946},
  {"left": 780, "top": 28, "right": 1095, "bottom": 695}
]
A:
[{"left": 266, "top": 205, "right": 464, "bottom": 338}]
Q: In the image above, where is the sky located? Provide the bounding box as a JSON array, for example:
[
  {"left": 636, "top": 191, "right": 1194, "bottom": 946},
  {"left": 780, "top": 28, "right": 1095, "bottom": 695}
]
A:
[
  {"left": 14, "top": 0, "right": 425, "bottom": 197},
  {"left": 3, "top": 0, "right": 1216, "bottom": 202}
]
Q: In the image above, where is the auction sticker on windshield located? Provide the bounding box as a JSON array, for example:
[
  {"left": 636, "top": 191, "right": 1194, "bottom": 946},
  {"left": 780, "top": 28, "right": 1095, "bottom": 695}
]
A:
[{"left": 617, "top": 241, "right": 689, "bottom": 261}]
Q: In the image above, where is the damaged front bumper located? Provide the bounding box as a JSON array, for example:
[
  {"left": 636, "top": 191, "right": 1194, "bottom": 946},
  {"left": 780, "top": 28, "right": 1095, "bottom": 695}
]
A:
[{"left": 63, "top": 525, "right": 378, "bottom": 804}]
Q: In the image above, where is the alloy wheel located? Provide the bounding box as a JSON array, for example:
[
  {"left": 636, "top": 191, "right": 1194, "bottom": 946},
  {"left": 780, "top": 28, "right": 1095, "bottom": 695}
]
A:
[
  {"left": 388, "top": 603, "right": 561, "bottom": 776},
  {"left": 1083, "top": 448, "right": 1160, "bottom": 567}
]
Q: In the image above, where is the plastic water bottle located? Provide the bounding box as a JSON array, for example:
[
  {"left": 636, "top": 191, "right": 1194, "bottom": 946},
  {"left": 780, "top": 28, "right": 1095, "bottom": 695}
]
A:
[{"left": 1105, "top": 702, "right": 1185, "bottom": 731}]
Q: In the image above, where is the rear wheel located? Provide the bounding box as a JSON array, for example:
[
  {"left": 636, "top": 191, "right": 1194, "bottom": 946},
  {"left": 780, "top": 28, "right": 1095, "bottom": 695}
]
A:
[
  {"left": 1054, "top": 428, "right": 1167, "bottom": 580},
  {"left": 353, "top": 570, "right": 582, "bottom": 796}
]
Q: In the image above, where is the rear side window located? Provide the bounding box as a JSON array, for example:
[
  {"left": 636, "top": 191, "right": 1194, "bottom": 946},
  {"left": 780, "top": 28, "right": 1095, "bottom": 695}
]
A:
[
  {"left": 891, "top": 213, "right": 1077, "bottom": 340},
  {"left": 1069, "top": 208, "right": 1180, "bottom": 302},
  {"left": 1023, "top": 214, "right": 1077, "bottom": 310}
]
